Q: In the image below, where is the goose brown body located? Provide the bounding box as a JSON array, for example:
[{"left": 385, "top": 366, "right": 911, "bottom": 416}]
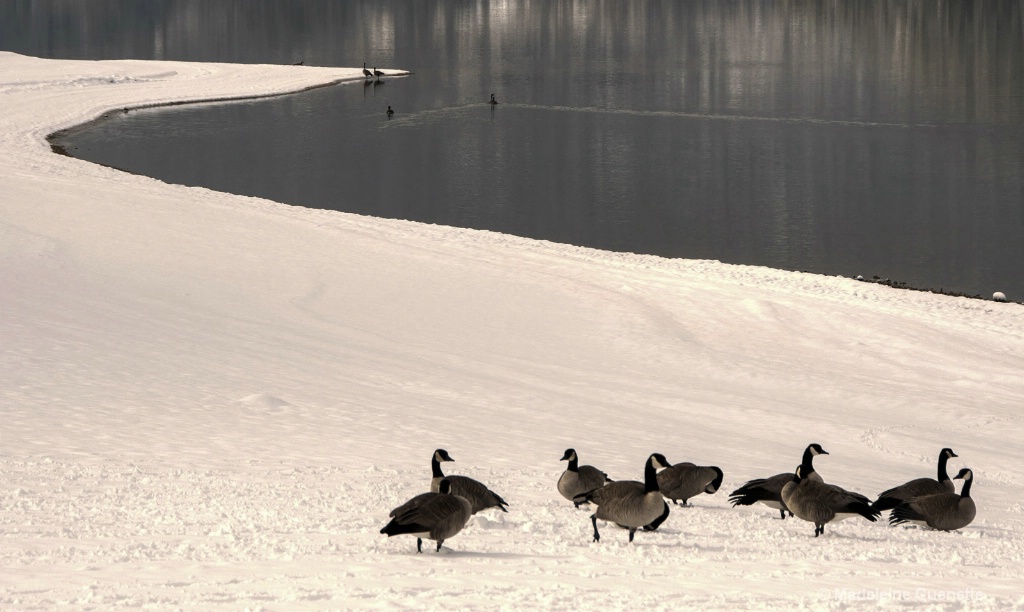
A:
[
  {"left": 381, "top": 479, "right": 472, "bottom": 552},
  {"left": 557, "top": 448, "right": 611, "bottom": 506},
  {"left": 781, "top": 465, "right": 880, "bottom": 536}
]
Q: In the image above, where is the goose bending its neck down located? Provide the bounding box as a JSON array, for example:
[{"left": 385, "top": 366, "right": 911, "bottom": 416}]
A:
[{"left": 489, "top": 93, "right": 498, "bottom": 105}]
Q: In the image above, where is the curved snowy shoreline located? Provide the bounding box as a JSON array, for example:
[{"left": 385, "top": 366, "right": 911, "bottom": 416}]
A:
[{"left": 2, "top": 52, "right": 1023, "bottom": 609}]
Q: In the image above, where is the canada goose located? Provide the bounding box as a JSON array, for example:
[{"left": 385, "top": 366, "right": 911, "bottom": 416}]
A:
[
  {"left": 781, "top": 465, "right": 880, "bottom": 537},
  {"left": 363, "top": 62, "right": 372, "bottom": 79},
  {"left": 657, "top": 463, "right": 724, "bottom": 506},
  {"left": 489, "top": 93, "right": 498, "bottom": 105},
  {"left": 873, "top": 448, "right": 958, "bottom": 512},
  {"left": 576, "top": 453, "right": 672, "bottom": 543},
  {"left": 728, "top": 443, "right": 828, "bottom": 519},
  {"left": 429, "top": 448, "right": 509, "bottom": 514},
  {"left": 380, "top": 479, "right": 473, "bottom": 552},
  {"left": 374, "top": 66, "right": 385, "bottom": 81},
  {"left": 386, "top": 105, "right": 394, "bottom": 117},
  {"left": 558, "top": 448, "right": 612, "bottom": 508},
  {"left": 889, "top": 468, "right": 976, "bottom": 531}
]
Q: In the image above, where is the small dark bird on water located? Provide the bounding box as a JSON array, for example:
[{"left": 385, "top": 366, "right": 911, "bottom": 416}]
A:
[
  {"left": 387, "top": 105, "right": 394, "bottom": 117},
  {"left": 489, "top": 93, "right": 498, "bottom": 105}
]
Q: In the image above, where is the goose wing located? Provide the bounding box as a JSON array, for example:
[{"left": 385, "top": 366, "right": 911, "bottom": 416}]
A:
[
  {"left": 446, "top": 475, "right": 509, "bottom": 513},
  {"left": 389, "top": 491, "right": 438, "bottom": 518},
  {"left": 874, "top": 477, "right": 951, "bottom": 510},
  {"left": 729, "top": 472, "right": 792, "bottom": 506}
]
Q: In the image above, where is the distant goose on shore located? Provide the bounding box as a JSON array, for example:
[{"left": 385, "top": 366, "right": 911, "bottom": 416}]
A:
[
  {"left": 890, "top": 468, "right": 976, "bottom": 531},
  {"left": 428, "top": 449, "right": 509, "bottom": 514},
  {"left": 380, "top": 478, "right": 472, "bottom": 552},
  {"left": 374, "top": 66, "right": 385, "bottom": 81},
  {"left": 728, "top": 443, "right": 827, "bottom": 519},
  {"left": 363, "top": 62, "right": 372, "bottom": 79},
  {"left": 575, "top": 453, "right": 672, "bottom": 543},
  {"left": 489, "top": 93, "right": 498, "bottom": 105},
  {"left": 386, "top": 105, "right": 394, "bottom": 117},
  {"left": 557, "top": 448, "right": 612, "bottom": 508},
  {"left": 873, "top": 448, "right": 958, "bottom": 512}
]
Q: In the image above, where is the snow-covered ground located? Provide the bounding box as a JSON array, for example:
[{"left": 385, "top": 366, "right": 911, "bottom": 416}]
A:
[{"left": 2, "top": 51, "right": 1023, "bottom": 609}]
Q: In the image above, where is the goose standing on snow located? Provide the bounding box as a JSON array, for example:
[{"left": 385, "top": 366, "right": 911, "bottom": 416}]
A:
[
  {"left": 363, "top": 62, "right": 373, "bottom": 79},
  {"left": 728, "top": 443, "right": 828, "bottom": 519},
  {"left": 873, "top": 448, "right": 958, "bottom": 512},
  {"left": 890, "top": 468, "right": 976, "bottom": 531},
  {"left": 576, "top": 453, "right": 672, "bottom": 543},
  {"left": 428, "top": 448, "right": 509, "bottom": 514},
  {"left": 781, "top": 465, "right": 880, "bottom": 537},
  {"left": 380, "top": 478, "right": 472, "bottom": 552},
  {"left": 657, "top": 462, "right": 724, "bottom": 506},
  {"left": 373, "top": 66, "right": 385, "bottom": 81},
  {"left": 557, "top": 448, "right": 611, "bottom": 508}
]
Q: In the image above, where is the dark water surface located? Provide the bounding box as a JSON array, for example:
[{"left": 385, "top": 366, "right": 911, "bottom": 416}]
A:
[{"left": 6, "top": 1, "right": 1024, "bottom": 298}]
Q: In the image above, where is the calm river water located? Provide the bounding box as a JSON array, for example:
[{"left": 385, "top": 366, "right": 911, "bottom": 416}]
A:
[{"left": 5, "top": 0, "right": 1024, "bottom": 298}]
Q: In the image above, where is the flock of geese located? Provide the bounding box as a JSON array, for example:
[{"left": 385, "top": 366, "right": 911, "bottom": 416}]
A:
[{"left": 380, "top": 446, "right": 977, "bottom": 553}]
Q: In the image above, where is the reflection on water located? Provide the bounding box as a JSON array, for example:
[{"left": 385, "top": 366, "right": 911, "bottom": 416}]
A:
[{"left": 7, "top": 0, "right": 1024, "bottom": 297}]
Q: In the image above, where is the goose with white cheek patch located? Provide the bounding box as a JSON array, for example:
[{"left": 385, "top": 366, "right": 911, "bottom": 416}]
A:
[
  {"left": 728, "top": 443, "right": 828, "bottom": 519},
  {"left": 575, "top": 453, "right": 672, "bottom": 543},
  {"left": 558, "top": 448, "right": 612, "bottom": 508},
  {"left": 429, "top": 448, "right": 509, "bottom": 514},
  {"left": 873, "top": 447, "right": 958, "bottom": 512},
  {"left": 889, "top": 468, "right": 976, "bottom": 531},
  {"left": 380, "top": 478, "right": 472, "bottom": 552}
]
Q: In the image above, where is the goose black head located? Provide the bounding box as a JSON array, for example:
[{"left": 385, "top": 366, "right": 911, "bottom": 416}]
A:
[
  {"left": 808, "top": 443, "right": 829, "bottom": 456},
  {"left": 649, "top": 453, "right": 672, "bottom": 470},
  {"left": 560, "top": 448, "right": 577, "bottom": 462},
  {"left": 953, "top": 468, "right": 973, "bottom": 480},
  {"left": 942, "top": 448, "right": 958, "bottom": 459},
  {"left": 434, "top": 449, "right": 454, "bottom": 463},
  {"left": 438, "top": 478, "right": 453, "bottom": 494}
]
